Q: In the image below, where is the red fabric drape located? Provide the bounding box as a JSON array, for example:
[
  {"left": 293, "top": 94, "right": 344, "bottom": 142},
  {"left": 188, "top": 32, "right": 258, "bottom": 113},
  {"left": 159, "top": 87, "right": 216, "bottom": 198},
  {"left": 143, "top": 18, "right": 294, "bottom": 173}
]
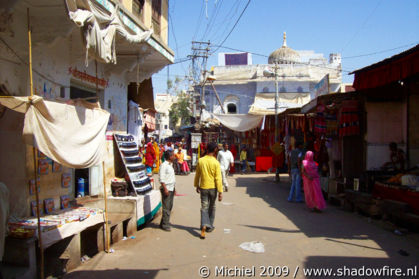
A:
[{"left": 353, "top": 47, "right": 419, "bottom": 90}]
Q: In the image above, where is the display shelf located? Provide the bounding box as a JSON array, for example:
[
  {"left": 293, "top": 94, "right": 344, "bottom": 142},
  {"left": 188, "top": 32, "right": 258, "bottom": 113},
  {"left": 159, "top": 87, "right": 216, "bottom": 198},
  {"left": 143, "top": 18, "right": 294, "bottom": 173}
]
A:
[{"left": 114, "top": 134, "right": 152, "bottom": 195}]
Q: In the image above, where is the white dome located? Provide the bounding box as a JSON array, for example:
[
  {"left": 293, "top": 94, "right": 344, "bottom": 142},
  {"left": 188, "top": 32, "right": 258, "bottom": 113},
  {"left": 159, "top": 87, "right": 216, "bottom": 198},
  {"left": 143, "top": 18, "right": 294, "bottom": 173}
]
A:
[{"left": 268, "top": 32, "right": 300, "bottom": 64}]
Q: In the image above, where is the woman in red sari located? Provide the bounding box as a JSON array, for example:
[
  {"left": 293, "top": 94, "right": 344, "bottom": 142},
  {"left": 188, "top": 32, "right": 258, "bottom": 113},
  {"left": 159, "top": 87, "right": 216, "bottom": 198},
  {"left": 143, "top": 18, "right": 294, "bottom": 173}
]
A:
[
  {"left": 301, "top": 151, "right": 326, "bottom": 212},
  {"left": 145, "top": 142, "right": 156, "bottom": 176}
]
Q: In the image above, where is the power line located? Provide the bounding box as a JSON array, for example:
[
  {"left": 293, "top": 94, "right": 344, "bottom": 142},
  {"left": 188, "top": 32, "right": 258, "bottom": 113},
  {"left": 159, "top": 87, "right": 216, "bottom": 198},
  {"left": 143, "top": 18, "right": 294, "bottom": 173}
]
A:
[
  {"left": 340, "top": 0, "right": 383, "bottom": 52},
  {"left": 169, "top": 13, "right": 188, "bottom": 76},
  {"left": 211, "top": 0, "right": 251, "bottom": 55},
  {"left": 208, "top": 0, "right": 244, "bottom": 44},
  {"left": 212, "top": 44, "right": 351, "bottom": 73},
  {"left": 200, "top": 0, "right": 223, "bottom": 41},
  {"left": 172, "top": 57, "right": 193, "bottom": 65},
  {"left": 192, "top": 1, "right": 206, "bottom": 41},
  {"left": 342, "top": 42, "right": 418, "bottom": 59},
  {"left": 0, "top": 36, "right": 69, "bottom": 88}
]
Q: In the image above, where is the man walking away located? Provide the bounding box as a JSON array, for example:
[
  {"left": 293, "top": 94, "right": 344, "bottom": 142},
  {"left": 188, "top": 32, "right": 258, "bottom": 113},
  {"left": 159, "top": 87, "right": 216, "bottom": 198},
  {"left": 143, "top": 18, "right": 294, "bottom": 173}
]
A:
[
  {"left": 159, "top": 150, "right": 176, "bottom": 231},
  {"left": 287, "top": 142, "right": 303, "bottom": 202},
  {"left": 194, "top": 142, "right": 223, "bottom": 239},
  {"left": 217, "top": 143, "right": 234, "bottom": 192},
  {"left": 240, "top": 146, "right": 248, "bottom": 174}
]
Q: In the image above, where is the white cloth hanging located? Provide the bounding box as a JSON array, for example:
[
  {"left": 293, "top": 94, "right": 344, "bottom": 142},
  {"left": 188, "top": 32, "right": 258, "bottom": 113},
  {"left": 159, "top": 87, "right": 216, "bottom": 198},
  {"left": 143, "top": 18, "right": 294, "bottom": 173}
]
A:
[
  {"left": 0, "top": 96, "right": 110, "bottom": 168},
  {"left": 67, "top": 0, "right": 153, "bottom": 65}
]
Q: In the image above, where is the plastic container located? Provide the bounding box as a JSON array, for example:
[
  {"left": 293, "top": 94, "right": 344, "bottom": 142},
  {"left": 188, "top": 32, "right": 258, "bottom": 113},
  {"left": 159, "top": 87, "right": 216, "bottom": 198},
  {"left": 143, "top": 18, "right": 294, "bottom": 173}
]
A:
[{"left": 77, "top": 178, "right": 85, "bottom": 197}]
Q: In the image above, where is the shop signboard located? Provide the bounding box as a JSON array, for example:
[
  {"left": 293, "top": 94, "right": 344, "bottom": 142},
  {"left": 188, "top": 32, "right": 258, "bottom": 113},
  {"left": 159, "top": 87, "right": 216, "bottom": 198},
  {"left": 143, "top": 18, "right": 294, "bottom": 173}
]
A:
[
  {"left": 313, "top": 74, "right": 330, "bottom": 99},
  {"left": 191, "top": 133, "right": 202, "bottom": 149}
]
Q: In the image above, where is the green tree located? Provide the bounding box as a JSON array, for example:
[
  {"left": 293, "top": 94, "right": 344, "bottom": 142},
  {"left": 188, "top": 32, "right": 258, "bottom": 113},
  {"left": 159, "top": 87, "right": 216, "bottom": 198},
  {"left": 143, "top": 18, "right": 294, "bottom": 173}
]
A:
[
  {"left": 167, "top": 76, "right": 192, "bottom": 128},
  {"left": 169, "top": 91, "right": 191, "bottom": 128}
]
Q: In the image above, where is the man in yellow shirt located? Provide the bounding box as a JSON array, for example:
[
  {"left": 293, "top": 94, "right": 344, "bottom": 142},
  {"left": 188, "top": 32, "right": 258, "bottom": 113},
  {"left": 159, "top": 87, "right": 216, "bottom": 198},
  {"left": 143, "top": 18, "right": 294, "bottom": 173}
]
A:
[
  {"left": 194, "top": 142, "right": 223, "bottom": 239},
  {"left": 240, "top": 146, "right": 248, "bottom": 174}
]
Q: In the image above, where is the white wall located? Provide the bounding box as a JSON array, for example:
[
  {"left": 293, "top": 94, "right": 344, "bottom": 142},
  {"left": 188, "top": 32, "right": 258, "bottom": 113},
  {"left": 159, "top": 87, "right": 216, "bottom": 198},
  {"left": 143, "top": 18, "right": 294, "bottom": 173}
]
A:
[{"left": 0, "top": 14, "right": 132, "bottom": 214}]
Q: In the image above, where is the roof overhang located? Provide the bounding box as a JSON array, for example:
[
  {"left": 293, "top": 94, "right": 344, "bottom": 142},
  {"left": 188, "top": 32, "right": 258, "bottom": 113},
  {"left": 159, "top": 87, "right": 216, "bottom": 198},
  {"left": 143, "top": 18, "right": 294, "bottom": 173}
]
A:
[
  {"left": 351, "top": 44, "right": 419, "bottom": 91},
  {"left": 248, "top": 92, "right": 311, "bottom": 115},
  {"left": 1, "top": 0, "right": 174, "bottom": 84},
  {"left": 300, "top": 92, "right": 361, "bottom": 114}
]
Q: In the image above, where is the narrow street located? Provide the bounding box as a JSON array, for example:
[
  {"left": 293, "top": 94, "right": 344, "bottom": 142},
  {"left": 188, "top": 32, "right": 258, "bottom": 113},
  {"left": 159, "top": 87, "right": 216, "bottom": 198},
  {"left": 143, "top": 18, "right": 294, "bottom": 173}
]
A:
[{"left": 65, "top": 173, "right": 419, "bottom": 279}]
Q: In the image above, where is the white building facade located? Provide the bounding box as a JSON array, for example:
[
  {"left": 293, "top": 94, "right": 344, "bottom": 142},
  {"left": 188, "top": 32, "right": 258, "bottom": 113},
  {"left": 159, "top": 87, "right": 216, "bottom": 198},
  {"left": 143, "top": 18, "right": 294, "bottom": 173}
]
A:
[
  {"left": 155, "top": 93, "right": 174, "bottom": 140},
  {"left": 204, "top": 33, "right": 342, "bottom": 115},
  {"left": 0, "top": 0, "right": 174, "bottom": 217}
]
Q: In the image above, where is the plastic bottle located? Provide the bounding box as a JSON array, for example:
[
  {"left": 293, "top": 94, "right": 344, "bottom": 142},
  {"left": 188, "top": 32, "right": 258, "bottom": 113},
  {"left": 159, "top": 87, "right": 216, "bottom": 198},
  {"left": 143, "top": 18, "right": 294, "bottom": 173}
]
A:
[{"left": 77, "top": 178, "right": 85, "bottom": 197}]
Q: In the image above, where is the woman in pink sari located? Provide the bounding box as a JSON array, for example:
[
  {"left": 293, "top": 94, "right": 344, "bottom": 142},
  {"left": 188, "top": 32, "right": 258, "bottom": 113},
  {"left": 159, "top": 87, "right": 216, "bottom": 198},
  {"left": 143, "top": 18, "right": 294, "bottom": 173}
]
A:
[{"left": 302, "top": 151, "right": 326, "bottom": 212}]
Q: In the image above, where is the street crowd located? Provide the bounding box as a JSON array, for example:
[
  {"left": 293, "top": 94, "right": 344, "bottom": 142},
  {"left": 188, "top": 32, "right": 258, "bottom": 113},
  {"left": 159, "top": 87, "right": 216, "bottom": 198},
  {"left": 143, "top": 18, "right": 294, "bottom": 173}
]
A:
[{"left": 142, "top": 137, "right": 332, "bottom": 240}]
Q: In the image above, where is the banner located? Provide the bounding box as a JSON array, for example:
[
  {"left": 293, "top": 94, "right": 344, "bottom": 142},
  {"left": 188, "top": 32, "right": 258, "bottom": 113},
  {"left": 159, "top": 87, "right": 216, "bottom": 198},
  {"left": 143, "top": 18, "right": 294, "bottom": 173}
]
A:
[{"left": 313, "top": 74, "right": 330, "bottom": 99}]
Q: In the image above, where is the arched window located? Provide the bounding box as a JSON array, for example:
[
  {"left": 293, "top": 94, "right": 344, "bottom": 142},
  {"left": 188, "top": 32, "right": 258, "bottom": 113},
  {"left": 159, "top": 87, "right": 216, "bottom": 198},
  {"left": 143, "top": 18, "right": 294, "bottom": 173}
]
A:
[
  {"left": 227, "top": 103, "right": 237, "bottom": 114},
  {"left": 297, "top": 86, "right": 303, "bottom": 93},
  {"left": 280, "top": 86, "right": 287, "bottom": 93},
  {"left": 223, "top": 95, "right": 240, "bottom": 114},
  {"left": 262, "top": 86, "right": 269, "bottom": 93}
]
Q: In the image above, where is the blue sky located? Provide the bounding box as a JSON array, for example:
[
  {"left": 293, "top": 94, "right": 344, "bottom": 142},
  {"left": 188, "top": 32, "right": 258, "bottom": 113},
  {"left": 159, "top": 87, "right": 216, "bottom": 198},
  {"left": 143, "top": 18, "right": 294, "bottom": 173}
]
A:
[{"left": 153, "top": 0, "right": 419, "bottom": 94}]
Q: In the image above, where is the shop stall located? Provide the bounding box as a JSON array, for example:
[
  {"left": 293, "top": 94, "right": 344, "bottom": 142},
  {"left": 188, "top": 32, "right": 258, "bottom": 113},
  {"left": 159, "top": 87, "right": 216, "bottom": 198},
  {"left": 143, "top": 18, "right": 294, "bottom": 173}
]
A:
[
  {"left": 8, "top": 207, "right": 104, "bottom": 249},
  {"left": 299, "top": 92, "right": 364, "bottom": 197},
  {"left": 0, "top": 96, "right": 111, "bottom": 276},
  {"left": 104, "top": 132, "right": 162, "bottom": 228}
]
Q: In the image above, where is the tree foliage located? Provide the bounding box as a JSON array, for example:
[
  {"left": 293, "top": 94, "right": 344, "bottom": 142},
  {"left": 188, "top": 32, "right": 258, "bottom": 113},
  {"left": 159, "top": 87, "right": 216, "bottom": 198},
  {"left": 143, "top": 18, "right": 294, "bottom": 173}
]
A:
[
  {"left": 169, "top": 91, "right": 191, "bottom": 128},
  {"left": 167, "top": 77, "right": 191, "bottom": 128}
]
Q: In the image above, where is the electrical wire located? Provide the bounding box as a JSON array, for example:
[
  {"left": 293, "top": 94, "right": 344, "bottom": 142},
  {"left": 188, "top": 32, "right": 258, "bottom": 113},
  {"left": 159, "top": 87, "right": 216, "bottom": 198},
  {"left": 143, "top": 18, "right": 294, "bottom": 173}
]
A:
[
  {"left": 340, "top": 0, "right": 383, "bottom": 52},
  {"left": 211, "top": 0, "right": 251, "bottom": 55},
  {"left": 200, "top": 0, "right": 224, "bottom": 42},
  {"left": 192, "top": 1, "right": 206, "bottom": 41},
  {"left": 169, "top": 13, "right": 188, "bottom": 76},
  {"left": 212, "top": 44, "right": 351, "bottom": 73},
  {"left": 342, "top": 42, "right": 418, "bottom": 59},
  {"left": 0, "top": 36, "right": 69, "bottom": 88},
  {"left": 208, "top": 0, "right": 244, "bottom": 44}
]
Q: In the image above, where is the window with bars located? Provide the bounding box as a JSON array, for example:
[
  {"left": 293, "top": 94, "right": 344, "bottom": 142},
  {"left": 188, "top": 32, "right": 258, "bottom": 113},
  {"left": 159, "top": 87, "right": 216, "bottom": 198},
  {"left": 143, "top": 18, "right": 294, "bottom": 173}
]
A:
[
  {"left": 152, "top": 0, "right": 161, "bottom": 36},
  {"left": 132, "top": 0, "right": 145, "bottom": 22}
]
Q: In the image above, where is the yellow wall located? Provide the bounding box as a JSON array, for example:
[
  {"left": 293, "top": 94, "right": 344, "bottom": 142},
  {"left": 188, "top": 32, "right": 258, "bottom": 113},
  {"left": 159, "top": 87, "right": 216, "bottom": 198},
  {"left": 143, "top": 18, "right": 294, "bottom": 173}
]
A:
[
  {"left": 121, "top": 0, "right": 168, "bottom": 44},
  {"left": 143, "top": 0, "right": 152, "bottom": 30},
  {"left": 121, "top": 0, "right": 133, "bottom": 13},
  {"left": 160, "top": 0, "right": 168, "bottom": 44}
]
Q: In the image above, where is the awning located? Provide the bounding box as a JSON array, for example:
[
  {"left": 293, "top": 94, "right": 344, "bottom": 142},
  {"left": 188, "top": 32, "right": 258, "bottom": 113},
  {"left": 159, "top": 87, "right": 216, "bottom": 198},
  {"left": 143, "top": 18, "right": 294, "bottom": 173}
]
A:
[
  {"left": 212, "top": 113, "right": 263, "bottom": 132},
  {"left": 0, "top": 96, "right": 110, "bottom": 168},
  {"left": 249, "top": 93, "right": 311, "bottom": 115},
  {"left": 352, "top": 44, "right": 419, "bottom": 90}
]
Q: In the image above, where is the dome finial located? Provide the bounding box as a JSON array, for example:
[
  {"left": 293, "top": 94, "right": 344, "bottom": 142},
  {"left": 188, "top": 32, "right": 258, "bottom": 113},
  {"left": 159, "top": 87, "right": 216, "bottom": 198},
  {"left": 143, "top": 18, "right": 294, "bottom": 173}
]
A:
[{"left": 283, "top": 32, "right": 287, "bottom": 47}]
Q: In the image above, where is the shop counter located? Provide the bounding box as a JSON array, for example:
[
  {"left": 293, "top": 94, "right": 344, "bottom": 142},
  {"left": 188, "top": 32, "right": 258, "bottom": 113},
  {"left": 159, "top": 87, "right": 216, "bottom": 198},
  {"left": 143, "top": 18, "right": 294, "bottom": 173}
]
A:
[
  {"left": 8, "top": 207, "right": 104, "bottom": 249},
  {"left": 109, "top": 189, "right": 162, "bottom": 227},
  {"left": 372, "top": 181, "right": 419, "bottom": 215}
]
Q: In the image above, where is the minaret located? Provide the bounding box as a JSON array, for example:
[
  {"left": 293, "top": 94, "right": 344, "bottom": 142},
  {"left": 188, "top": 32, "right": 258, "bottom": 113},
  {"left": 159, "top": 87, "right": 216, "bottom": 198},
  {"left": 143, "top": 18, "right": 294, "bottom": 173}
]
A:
[{"left": 282, "top": 32, "right": 287, "bottom": 47}]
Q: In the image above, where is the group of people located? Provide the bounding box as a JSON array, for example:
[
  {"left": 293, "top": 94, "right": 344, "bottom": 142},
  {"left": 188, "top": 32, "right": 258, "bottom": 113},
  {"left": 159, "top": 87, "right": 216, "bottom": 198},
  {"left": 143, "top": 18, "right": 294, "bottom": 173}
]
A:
[
  {"left": 141, "top": 138, "right": 190, "bottom": 177},
  {"left": 158, "top": 138, "right": 329, "bottom": 241},
  {"left": 287, "top": 142, "right": 326, "bottom": 212},
  {"left": 159, "top": 142, "right": 234, "bottom": 239}
]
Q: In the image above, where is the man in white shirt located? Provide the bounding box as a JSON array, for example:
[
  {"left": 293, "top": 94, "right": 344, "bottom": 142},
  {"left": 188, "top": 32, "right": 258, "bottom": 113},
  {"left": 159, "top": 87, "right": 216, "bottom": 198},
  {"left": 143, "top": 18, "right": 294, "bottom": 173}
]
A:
[
  {"left": 159, "top": 150, "right": 176, "bottom": 231},
  {"left": 217, "top": 143, "right": 234, "bottom": 192}
]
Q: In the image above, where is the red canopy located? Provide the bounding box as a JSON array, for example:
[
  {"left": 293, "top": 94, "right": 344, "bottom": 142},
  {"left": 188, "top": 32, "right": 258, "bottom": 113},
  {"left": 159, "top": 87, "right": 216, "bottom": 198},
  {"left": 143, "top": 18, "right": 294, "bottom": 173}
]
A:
[{"left": 352, "top": 44, "right": 419, "bottom": 90}]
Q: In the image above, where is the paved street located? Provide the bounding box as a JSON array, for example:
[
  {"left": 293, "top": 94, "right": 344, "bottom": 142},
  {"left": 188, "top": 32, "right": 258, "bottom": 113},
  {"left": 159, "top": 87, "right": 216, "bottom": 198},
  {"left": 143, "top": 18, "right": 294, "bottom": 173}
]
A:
[{"left": 65, "top": 173, "right": 419, "bottom": 279}]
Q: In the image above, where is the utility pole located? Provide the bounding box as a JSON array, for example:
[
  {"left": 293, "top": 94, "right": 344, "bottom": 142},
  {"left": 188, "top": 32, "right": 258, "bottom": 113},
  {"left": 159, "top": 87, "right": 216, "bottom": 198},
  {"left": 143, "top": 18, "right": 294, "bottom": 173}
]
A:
[{"left": 188, "top": 41, "right": 211, "bottom": 123}]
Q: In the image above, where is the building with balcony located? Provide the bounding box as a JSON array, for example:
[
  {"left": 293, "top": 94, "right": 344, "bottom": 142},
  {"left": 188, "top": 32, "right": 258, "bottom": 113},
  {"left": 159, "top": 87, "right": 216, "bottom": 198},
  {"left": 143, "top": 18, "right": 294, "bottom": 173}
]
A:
[{"left": 0, "top": 1, "right": 174, "bottom": 273}]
